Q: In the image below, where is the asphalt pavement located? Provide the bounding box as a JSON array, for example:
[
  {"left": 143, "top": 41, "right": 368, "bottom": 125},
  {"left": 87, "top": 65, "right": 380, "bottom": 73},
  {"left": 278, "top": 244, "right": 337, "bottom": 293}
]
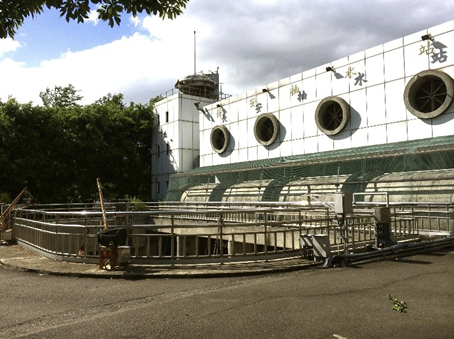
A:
[{"left": 1, "top": 245, "right": 454, "bottom": 338}]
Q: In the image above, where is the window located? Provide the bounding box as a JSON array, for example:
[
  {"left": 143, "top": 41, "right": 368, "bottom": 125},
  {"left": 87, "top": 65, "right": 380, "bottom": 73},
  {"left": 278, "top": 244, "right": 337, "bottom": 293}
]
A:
[
  {"left": 156, "top": 181, "right": 160, "bottom": 193},
  {"left": 166, "top": 143, "right": 170, "bottom": 155},
  {"left": 157, "top": 145, "right": 160, "bottom": 157},
  {"left": 166, "top": 111, "right": 169, "bottom": 123}
]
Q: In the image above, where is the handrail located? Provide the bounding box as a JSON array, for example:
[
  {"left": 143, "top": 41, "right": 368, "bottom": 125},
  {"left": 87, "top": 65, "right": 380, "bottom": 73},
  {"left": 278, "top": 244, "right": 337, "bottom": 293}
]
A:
[
  {"left": 353, "top": 192, "right": 389, "bottom": 207},
  {"left": 12, "top": 201, "right": 451, "bottom": 266},
  {"left": 157, "top": 86, "right": 232, "bottom": 101}
]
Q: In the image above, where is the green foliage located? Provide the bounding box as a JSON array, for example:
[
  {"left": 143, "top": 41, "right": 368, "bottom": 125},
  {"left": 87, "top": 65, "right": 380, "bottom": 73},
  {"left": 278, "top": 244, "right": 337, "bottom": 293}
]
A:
[
  {"left": 0, "top": 0, "right": 43, "bottom": 40},
  {"left": 387, "top": 295, "right": 408, "bottom": 313},
  {"left": 0, "top": 89, "right": 156, "bottom": 203},
  {"left": 127, "top": 196, "right": 147, "bottom": 211},
  {"left": 39, "top": 84, "right": 83, "bottom": 108},
  {"left": 0, "top": 0, "right": 190, "bottom": 39},
  {"left": 1, "top": 192, "right": 12, "bottom": 204}
]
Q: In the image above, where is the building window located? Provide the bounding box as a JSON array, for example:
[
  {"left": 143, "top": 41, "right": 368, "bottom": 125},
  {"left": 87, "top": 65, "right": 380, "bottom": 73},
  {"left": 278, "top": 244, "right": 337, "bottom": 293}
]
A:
[
  {"left": 315, "top": 96, "right": 350, "bottom": 136},
  {"left": 156, "top": 114, "right": 160, "bottom": 126},
  {"left": 166, "top": 143, "right": 170, "bottom": 155},
  {"left": 157, "top": 145, "right": 160, "bottom": 157},
  {"left": 210, "top": 125, "right": 230, "bottom": 154},
  {"left": 254, "top": 113, "right": 280, "bottom": 146},
  {"left": 156, "top": 181, "right": 160, "bottom": 193},
  {"left": 404, "top": 70, "right": 454, "bottom": 119},
  {"left": 166, "top": 111, "right": 169, "bottom": 123}
]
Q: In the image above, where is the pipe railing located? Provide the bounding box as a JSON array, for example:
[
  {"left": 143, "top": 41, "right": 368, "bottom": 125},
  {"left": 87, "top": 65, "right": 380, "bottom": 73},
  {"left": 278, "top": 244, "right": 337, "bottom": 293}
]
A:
[{"left": 10, "top": 201, "right": 445, "bottom": 265}]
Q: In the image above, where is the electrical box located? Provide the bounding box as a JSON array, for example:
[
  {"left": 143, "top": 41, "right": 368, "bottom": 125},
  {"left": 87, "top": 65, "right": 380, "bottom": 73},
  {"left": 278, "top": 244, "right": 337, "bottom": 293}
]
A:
[
  {"left": 312, "top": 234, "right": 331, "bottom": 258},
  {"left": 300, "top": 234, "right": 331, "bottom": 259},
  {"left": 374, "top": 207, "right": 391, "bottom": 223},
  {"left": 334, "top": 193, "right": 353, "bottom": 215}
]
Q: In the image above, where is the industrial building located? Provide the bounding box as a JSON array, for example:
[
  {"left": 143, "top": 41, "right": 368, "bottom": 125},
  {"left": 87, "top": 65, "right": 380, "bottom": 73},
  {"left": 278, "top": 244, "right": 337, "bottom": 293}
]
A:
[{"left": 151, "top": 20, "right": 454, "bottom": 204}]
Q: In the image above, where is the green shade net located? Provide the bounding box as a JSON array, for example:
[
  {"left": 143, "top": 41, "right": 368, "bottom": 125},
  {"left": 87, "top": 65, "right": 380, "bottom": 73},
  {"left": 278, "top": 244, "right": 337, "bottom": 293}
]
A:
[{"left": 166, "top": 135, "right": 454, "bottom": 202}]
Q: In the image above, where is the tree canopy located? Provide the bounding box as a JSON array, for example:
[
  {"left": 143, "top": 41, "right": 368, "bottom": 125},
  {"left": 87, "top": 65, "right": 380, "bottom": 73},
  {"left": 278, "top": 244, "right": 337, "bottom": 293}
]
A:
[
  {"left": 0, "top": 85, "right": 158, "bottom": 203},
  {"left": 39, "top": 84, "right": 83, "bottom": 108},
  {"left": 0, "top": 0, "right": 190, "bottom": 39}
]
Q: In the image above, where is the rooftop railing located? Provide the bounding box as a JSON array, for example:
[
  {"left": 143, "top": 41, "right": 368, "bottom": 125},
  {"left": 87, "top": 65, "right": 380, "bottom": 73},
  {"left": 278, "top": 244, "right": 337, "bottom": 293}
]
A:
[{"left": 157, "top": 87, "right": 231, "bottom": 101}]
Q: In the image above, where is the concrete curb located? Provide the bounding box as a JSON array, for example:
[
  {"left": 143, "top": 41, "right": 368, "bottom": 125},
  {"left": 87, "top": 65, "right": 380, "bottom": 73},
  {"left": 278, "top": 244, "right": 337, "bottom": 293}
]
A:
[{"left": 0, "top": 244, "right": 322, "bottom": 279}]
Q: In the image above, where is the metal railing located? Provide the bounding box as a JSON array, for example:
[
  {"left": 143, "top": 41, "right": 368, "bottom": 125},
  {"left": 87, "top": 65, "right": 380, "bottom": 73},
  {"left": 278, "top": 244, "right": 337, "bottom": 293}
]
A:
[
  {"left": 157, "top": 87, "right": 231, "bottom": 101},
  {"left": 10, "top": 201, "right": 448, "bottom": 265}
]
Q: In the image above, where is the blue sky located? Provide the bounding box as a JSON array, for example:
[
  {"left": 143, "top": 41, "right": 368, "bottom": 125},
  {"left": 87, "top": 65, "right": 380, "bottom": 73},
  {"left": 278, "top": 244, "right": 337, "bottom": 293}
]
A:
[
  {"left": 0, "top": 0, "right": 453, "bottom": 105},
  {"left": 15, "top": 9, "right": 129, "bottom": 66}
]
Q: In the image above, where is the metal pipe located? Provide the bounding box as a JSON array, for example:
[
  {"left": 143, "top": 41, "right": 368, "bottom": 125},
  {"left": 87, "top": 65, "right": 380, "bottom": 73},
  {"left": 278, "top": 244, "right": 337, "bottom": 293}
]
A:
[{"left": 325, "top": 236, "right": 454, "bottom": 267}]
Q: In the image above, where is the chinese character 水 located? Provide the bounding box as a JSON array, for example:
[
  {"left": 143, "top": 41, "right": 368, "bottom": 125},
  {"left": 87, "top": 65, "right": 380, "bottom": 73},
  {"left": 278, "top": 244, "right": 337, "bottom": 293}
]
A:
[
  {"left": 345, "top": 66, "right": 357, "bottom": 79},
  {"left": 354, "top": 72, "right": 367, "bottom": 86}
]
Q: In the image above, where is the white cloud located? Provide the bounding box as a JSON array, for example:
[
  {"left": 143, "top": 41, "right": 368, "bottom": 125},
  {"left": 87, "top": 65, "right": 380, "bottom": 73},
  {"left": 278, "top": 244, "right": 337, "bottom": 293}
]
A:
[
  {"left": 129, "top": 15, "right": 141, "bottom": 28},
  {"left": 1, "top": 0, "right": 453, "bottom": 105},
  {"left": 86, "top": 7, "right": 102, "bottom": 26},
  {"left": 0, "top": 38, "right": 21, "bottom": 58},
  {"left": 0, "top": 31, "right": 195, "bottom": 104}
]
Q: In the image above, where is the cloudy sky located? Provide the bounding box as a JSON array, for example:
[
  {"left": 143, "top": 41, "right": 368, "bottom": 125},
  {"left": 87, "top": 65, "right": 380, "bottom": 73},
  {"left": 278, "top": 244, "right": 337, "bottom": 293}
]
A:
[{"left": 0, "top": 0, "right": 453, "bottom": 105}]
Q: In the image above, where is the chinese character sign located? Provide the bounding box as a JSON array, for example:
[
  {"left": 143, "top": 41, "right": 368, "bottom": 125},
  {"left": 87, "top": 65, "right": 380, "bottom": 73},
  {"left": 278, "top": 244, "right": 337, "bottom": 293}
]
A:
[
  {"left": 419, "top": 40, "right": 435, "bottom": 55},
  {"left": 290, "top": 84, "right": 300, "bottom": 96},
  {"left": 345, "top": 66, "right": 357, "bottom": 79}
]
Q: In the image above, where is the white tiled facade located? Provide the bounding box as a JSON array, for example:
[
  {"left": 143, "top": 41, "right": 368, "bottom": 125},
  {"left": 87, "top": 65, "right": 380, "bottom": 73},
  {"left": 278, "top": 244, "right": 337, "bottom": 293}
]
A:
[
  {"left": 151, "top": 93, "right": 216, "bottom": 201},
  {"left": 152, "top": 20, "right": 454, "bottom": 201},
  {"left": 199, "top": 20, "right": 454, "bottom": 167}
]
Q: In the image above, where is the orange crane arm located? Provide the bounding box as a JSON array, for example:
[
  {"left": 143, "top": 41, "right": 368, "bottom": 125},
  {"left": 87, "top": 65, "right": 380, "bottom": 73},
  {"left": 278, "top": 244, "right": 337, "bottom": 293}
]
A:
[
  {"left": 96, "top": 178, "right": 108, "bottom": 229},
  {"left": 0, "top": 187, "right": 27, "bottom": 230}
]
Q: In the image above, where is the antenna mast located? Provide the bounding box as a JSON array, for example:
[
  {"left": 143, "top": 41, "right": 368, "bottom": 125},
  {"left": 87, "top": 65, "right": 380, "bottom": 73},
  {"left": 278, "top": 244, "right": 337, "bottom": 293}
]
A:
[{"left": 194, "top": 30, "right": 196, "bottom": 74}]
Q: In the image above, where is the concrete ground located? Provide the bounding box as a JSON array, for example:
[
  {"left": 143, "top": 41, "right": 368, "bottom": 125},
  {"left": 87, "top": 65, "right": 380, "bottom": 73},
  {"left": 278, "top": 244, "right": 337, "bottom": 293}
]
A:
[{"left": 0, "top": 243, "right": 453, "bottom": 338}]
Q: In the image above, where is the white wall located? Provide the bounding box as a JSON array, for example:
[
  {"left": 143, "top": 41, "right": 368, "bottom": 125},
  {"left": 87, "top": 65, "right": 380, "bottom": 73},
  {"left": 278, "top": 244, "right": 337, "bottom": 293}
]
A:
[
  {"left": 151, "top": 92, "right": 216, "bottom": 200},
  {"left": 199, "top": 20, "right": 454, "bottom": 168}
]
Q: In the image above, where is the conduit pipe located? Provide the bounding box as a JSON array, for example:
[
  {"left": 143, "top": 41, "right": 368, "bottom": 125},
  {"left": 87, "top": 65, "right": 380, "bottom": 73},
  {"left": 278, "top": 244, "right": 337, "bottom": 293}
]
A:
[{"left": 325, "top": 236, "right": 454, "bottom": 267}]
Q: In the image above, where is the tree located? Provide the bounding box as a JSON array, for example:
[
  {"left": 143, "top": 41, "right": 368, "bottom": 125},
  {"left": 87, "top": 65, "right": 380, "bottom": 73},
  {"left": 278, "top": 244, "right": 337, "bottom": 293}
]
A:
[
  {"left": 39, "top": 84, "right": 83, "bottom": 108},
  {"left": 0, "top": 90, "right": 156, "bottom": 203},
  {"left": 94, "top": 93, "right": 125, "bottom": 109},
  {"left": 0, "top": 0, "right": 190, "bottom": 39}
]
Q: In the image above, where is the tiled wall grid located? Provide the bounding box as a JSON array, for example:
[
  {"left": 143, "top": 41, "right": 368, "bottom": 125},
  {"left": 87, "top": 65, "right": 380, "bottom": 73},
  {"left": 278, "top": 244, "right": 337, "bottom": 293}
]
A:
[{"left": 199, "top": 21, "right": 454, "bottom": 167}]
